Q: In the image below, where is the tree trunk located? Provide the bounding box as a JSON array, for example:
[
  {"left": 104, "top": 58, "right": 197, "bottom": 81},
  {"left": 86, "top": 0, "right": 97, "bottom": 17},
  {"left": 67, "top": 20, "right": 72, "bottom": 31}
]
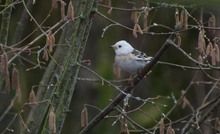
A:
[{"left": 22, "top": 0, "right": 97, "bottom": 133}]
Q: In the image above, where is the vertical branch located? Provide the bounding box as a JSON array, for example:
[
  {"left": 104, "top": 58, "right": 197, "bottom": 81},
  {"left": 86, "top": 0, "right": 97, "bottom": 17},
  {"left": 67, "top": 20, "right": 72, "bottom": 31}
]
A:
[
  {"left": 42, "top": 0, "right": 98, "bottom": 133},
  {"left": 22, "top": 0, "right": 98, "bottom": 133}
]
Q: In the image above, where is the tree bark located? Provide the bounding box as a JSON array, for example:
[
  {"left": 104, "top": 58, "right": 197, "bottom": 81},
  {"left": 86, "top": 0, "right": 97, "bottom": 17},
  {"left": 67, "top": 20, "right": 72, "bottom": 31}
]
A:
[{"left": 22, "top": 0, "right": 97, "bottom": 133}]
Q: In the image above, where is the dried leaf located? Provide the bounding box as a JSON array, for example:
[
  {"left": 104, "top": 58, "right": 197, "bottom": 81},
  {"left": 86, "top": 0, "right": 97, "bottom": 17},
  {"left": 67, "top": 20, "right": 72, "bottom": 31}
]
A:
[
  {"left": 52, "top": 0, "right": 58, "bottom": 8},
  {"left": 131, "top": 6, "right": 138, "bottom": 24},
  {"left": 51, "top": 34, "right": 55, "bottom": 48},
  {"left": 49, "top": 108, "right": 56, "bottom": 134},
  {"left": 133, "top": 24, "right": 143, "bottom": 38},
  {"left": 29, "top": 89, "right": 36, "bottom": 105},
  {"left": 180, "top": 10, "right": 188, "bottom": 30},
  {"left": 214, "top": 44, "right": 220, "bottom": 62},
  {"left": 198, "top": 55, "right": 203, "bottom": 64},
  {"left": 49, "top": 33, "right": 55, "bottom": 52},
  {"left": 208, "top": 14, "right": 216, "bottom": 35},
  {"left": 180, "top": 10, "right": 184, "bottom": 29},
  {"left": 183, "top": 10, "right": 188, "bottom": 30},
  {"left": 1, "top": 54, "right": 10, "bottom": 93},
  {"left": 159, "top": 119, "right": 164, "bottom": 134},
  {"left": 179, "top": 96, "right": 191, "bottom": 109},
  {"left": 2, "top": 53, "right": 8, "bottom": 76},
  {"left": 166, "top": 124, "right": 175, "bottom": 134},
  {"left": 197, "top": 30, "right": 205, "bottom": 53},
  {"left": 206, "top": 42, "right": 212, "bottom": 56},
  {"left": 136, "top": 24, "right": 143, "bottom": 34},
  {"left": 48, "top": 37, "right": 53, "bottom": 52},
  {"left": 210, "top": 43, "right": 214, "bottom": 57},
  {"left": 12, "top": 66, "right": 20, "bottom": 91},
  {"left": 177, "top": 34, "right": 181, "bottom": 48},
  {"left": 46, "top": 31, "right": 54, "bottom": 52},
  {"left": 67, "top": 1, "right": 74, "bottom": 21},
  {"left": 211, "top": 48, "right": 216, "bottom": 65},
  {"left": 81, "top": 106, "right": 88, "bottom": 127},
  {"left": 43, "top": 49, "right": 49, "bottom": 61},
  {"left": 60, "top": 1, "right": 66, "bottom": 20},
  {"left": 5, "top": 71, "right": 10, "bottom": 94},
  {"left": 133, "top": 24, "right": 138, "bottom": 38}
]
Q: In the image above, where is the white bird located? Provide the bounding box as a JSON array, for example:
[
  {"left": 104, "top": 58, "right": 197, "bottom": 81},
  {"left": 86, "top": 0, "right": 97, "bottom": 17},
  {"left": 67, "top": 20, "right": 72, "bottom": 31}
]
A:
[{"left": 111, "top": 40, "right": 153, "bottom": 75}]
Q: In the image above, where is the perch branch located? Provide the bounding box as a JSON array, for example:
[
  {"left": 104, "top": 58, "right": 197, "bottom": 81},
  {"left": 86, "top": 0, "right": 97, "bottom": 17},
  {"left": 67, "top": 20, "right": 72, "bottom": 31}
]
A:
[{"left": 79, "top": 35, "right": 175, "bottom": 133}]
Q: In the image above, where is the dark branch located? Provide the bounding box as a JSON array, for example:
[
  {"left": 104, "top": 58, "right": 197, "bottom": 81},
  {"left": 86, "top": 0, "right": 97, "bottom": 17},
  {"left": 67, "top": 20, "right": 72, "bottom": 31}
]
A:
[{"left": 79, "top": 35, "right": 175, "bottom": 134}]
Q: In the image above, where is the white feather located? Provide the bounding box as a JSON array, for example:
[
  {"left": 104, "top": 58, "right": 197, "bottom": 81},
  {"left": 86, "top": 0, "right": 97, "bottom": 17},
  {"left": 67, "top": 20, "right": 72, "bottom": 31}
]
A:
[{"left": 112, "top": 40, "right": 152, "bottom": 74}]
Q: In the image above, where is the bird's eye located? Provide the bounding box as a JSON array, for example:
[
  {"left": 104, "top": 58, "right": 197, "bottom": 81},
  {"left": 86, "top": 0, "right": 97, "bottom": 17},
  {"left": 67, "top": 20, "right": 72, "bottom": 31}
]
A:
[{"left": 118, "top": 45, "right": 121, "bottom": 48}]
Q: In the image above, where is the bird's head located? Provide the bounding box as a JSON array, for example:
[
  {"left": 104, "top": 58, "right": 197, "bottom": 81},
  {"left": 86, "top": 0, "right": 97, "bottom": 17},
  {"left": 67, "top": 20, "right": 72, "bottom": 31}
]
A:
[{"left": 111, "top": 40, "right": 134, "bottom": 55}]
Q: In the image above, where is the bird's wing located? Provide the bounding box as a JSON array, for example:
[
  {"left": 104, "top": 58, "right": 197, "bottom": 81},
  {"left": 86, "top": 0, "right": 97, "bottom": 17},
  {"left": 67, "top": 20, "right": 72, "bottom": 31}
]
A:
[{"left": 131, "top": 49, "right": 152, "bottom": 62}]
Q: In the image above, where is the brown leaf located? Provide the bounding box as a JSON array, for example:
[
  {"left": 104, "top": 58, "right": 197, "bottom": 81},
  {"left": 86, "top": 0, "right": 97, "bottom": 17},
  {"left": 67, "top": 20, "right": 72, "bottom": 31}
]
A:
[
  {"left": 81, "top": 106, "right": 88, "bottom": 127},
  {"left": 208, "top": 14, "right": 216, "bottom": 35},
  {"left": 49, "top": 33, "right": 55, "bottom": 52},
  {"left": 49, "top": 108, "right": 56, "bottom": 133},
  {"left": 43, "top": 49, "right": 49, "bottom": 61},
  {"left": 1, "top": 53, "right": 8, "bottom": 76},
  {"left": 159, "top": 119, "right": 164, "bottom": 134},
  {"left": 131, "top": 6, "right": 138, "bottom": 24},
  {"left": 45, "top": 31, "right": 55, "bottom": 53},
  {"left": 179, "top": 96, "right": 190, "bottom": 109},
  {"left": 166, "top": 124, "right": 175, "bottom": 134},
  {"left": 136, "top": 24, "right": 143, "bottom": 34},
  {"left": 180, "top": 10, "right": 188, "bottom": 30},
  {"left": 52, "top": 0, "right": 58, "bottom": 8},
  {"left": 5, "top": 71, "right": 10, "bottom": 94},
  {"left": 60, "top": 1, "right": 66, "bottom": 20},
  {"left": 29, "top": 89, "right": 36, "bottom": 106},
  {"left": 183, "top": 10, "right": 188, "bottom": 30},
  {"left": 197, "top": 30, "right": 205, "bottom": 53},
  {"left": 206, "top": 42, "right": 212, "bottom": 56},
  {"left": 1, "top": 54, "right": 10, "bottom": 94},
  {"left": 198, "top": 55, "right": 203, "bottom": 64},
  {"left": 67, "top": 1, "right": 74, "bottom": 21},
  {"left": 133, "top": 23, "right": 143, "bottom": 38},
  {"left": 210, "top": 43, "right": 214, "bottom": 57},
  {"left": 12, "top": 66, "right": 20, "bottom": 91},
  {"left": 214, "top": 44, "right": 220, "bottom": 62},
  {"left": 211, "top": 48, "right": 216, "bottom": 65},
  {"left": 133, "top": 24, "right": 138, "bottom": 38}
]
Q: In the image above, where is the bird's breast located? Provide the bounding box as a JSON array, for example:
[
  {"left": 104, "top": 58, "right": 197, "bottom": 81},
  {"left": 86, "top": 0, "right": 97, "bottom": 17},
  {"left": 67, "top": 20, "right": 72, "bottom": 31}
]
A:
[{"left": 115, "top": 54, "right": 146, "bottom": 74}]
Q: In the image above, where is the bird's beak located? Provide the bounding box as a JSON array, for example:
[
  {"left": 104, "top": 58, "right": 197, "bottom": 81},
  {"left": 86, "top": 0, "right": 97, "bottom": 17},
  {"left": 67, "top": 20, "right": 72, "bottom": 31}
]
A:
[{"left": 110, "top": 45, "right": 116, "bottom": 50}]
